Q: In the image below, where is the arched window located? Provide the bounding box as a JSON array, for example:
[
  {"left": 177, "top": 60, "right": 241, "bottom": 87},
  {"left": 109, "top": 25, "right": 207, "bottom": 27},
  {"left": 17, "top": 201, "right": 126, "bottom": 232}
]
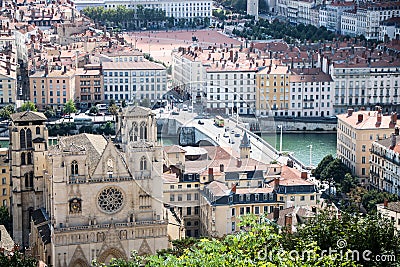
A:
[
  {"left": 20, "top": 129, "right": 26, "bottom": 149},
  {"left": 26, "top": 129, "right": 32, "bottom": 148},
  {"left": 133, "top": 122, "right": 138, "bottom": 141},
  {"left": 29, "top": 171, "right": 34, "bottom": 188},
  {"left": 36, "top": 126, "right": 40, "bottom": 135},
  {"left": 27, "top": 152, "right": 32, "bottom": 165},
  {"left": 140, "top": 156, "right": 147, "bottom": 171},
  {"left": 24, "top": 173, "right": 29, "bottom": 188},
  {"left": 140, "top": 122, "right": 147, "bottom": 140},
  {"left": 21, "top": 152, "right": 26, "bottom": 165},
  {"left": 71, "top": 160, "right": 78, "bottom": 176}
]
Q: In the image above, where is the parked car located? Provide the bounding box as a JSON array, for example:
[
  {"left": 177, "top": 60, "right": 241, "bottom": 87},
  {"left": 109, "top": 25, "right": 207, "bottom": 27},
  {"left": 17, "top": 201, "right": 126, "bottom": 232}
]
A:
[
  {"left": 171, "top": 111, "right": 179, "bottom": 115},
  {"left": 198, "top": 120, "right": 204, "bottom": 125},
  {"left": 235, "top": 133, "right": 240, "bottom": 137}
]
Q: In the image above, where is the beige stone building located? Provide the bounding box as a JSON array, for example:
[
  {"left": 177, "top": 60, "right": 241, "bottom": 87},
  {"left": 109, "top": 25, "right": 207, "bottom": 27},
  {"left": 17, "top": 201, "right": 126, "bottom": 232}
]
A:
[
  {"left": 377, "top": 201, "right": 400, "bottom": 232},
  {"left": 29, "top": 67, "right": 76, "bottom": 111},
  {"left": 337, "top": 108, "right": 400, "bottom": 184},
  {"left": 75, "top": 64, "right": 103, "bottom": 109},
  {"left": 0, "top": 148, "right": 10, "bottom": 209},
  {"left": 11, "top": 107, "right": 169, "bottom": 266}
]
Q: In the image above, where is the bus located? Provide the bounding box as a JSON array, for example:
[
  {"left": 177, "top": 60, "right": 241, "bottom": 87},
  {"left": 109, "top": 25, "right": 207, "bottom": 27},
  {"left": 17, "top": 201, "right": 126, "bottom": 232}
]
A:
[{"left": 214, "top": 116, "right": 224, "bottom": 127}]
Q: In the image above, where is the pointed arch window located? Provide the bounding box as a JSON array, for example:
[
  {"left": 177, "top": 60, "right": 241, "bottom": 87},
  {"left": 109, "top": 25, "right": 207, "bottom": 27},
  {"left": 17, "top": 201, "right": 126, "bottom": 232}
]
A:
[
  {"left": 20, "top": 129, "right": 26, "bottom": 149},
  {"left": 24, "top": 173, "right": 29, "bottom": 188},
  {"left": 26, "top": 129, "right": 32, "bottom": 148},
  {"left": 27, "top": 152, "right": 32, "bottom": 165},
  {"left": 133, "top": 122, "right": 138, "bottom": 141},
  {"left": 71, "top": 160, "right": 78, "bottom": 176},
  {"left": 140, "top": 156, "right": 147, "bottom": 171},
  {"left": 140, "top": 122, "right": 147, "bottom": 140},
  {"left": 21, "top": 152, "right": 26, "bottom": 165},
  {"left": 29, "top": 171, "right": 34, "bottom": 188},
  {"left": 36, "top": 126, "right": 40, "bottom": 135}
]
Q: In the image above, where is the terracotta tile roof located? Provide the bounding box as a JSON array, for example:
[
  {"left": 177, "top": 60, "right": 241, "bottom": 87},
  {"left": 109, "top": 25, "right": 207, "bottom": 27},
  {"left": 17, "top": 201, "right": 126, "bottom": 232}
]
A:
[
  {"left": 337, "top": 111, "right": 400, "bottom": 130},
  {"left": 11, "top": 111, "right": 47, "bottom": 122},
  {"left": 164, "top": 145, "right": 186, "bottom": 154},
  {"left": 102, "top": 61, "right": 165, "bottom": 70},
  {"left": 278, "top": 166, "right": 314, "bottom": 186},
  {"left": 206, "top": 181, "right": 230, "bottom": 197}
]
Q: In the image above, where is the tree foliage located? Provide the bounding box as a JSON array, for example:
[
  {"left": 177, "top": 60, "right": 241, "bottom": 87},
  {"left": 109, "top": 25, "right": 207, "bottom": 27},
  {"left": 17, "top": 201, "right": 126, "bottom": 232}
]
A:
[
  {"left": 63, "top": 99, "right": 77, "bottom": 115},
  {"left": 0, "top": 104, "right": 15, "bottom": 120},
  {"left": 96, "top": 215, "right": 357, "bottom": 266},
  {"left": 0, "top": 249, "right": 37, "bottom": 267},
  {"left": 89, "top": 106, "right": 99, "bottom": 115},
  {"left": 0, "top": 206, "right": 11, "bottom": 232},
  {"left": 320, "top": 158, "right": 352, "bottom": 184},
  {"left": 361, "top": 190, "right": 399, "bottom": 214},
  {"left": 47, "top": 123, "right": 76, "bottom": 136},
  {"left": 312, "top": 154, "right": 334, "bottom": 179},
  {"left": 20, "top": 101, "right": 37, "bottom": 112},
  {"left": 283, "top": 211, "right": 400, "bottom": 267}
]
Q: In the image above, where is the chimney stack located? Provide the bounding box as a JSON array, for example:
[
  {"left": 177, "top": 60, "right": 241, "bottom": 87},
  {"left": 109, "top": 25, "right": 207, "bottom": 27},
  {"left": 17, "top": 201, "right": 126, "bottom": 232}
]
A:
[
  {"left": 384, "top": 198, "right": 388, "bottom": 208},
  {"left": 395, "top": 127, "right": 399, "bottom": 136},
  {"left": 285, "top": 214, "right": 292, "bottom": 233},
  {"left": 376, "top": 113, "right": 382, "bottom": 127},
  {"left": 208, "top": 168, "right": 214, "bottom": 181},
  {"left": 274, "top": 177, "right": 280, "bottom": 190},
  {"left": 390, "top": 112, "right": 397, "bottom": 128},
  {"left": 220, "top": 164, "right": 224, "bottom": 173},
  {"left": 358, "top": 114, "right": 363, "bottom": 123},
  {"left": 390, "top": 134, "right": 397, "bottom": 150},
  {"left": 301, "top": 171, "right": 308, "bottom": 179},
  {"left": 273, "top": 207, "right": 279, "bottom": 221},
  {"left": 236, "top": 158, "right": 242, "bottom": 168},
  {"left": 347, "top": 108, "right": 354, "bottom": 116}
]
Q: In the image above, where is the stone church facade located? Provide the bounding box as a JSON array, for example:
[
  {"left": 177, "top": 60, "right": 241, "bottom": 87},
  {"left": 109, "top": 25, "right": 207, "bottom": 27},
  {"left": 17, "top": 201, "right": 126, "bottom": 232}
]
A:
[{"left": 10, "top": 106, "right": 168, "bottom": 266}]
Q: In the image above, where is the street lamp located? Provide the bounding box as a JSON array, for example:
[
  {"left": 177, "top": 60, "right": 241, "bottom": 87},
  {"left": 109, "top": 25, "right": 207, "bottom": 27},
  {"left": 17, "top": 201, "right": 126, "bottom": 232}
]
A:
[
  {"left": 307, "top": 144, "right": 313, "bottom": 166},
  {"left": 278, "top": 125, "right": 283, "bottom": 153}
]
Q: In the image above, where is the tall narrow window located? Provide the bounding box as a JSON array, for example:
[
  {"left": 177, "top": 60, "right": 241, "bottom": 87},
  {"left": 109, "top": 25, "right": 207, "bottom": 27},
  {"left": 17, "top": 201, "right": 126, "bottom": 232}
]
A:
[
  {"left": 26, "top": 129, "right": 32, "bottom": 148},
  {"left": 71, "top": 160, "right": 78, "bottom": 176},
  {"left": 36, "top": 126, "right": 40, "bottom": 135},
  {"left": 24, "top": 173, "right": 29, "bottom": 188},
  {"left": 133, "top": 122, "right": 138, "bottom": 141},
  {"left": 139, "top": 122, "right": 147, "bottom": 140},
  {"left": 140, "top": 156, "right": 147, "bottom": 171},
  {"left": 29, "top": 171, "right": 34, "bottom": 188},
  {"left": 21, "top": 152, "right": 26, "bottom": 165},
  {"left": 27, "top": 152, "right": 32, "bottom": 165},
  {"left": 20, "top": 129, "right": 26, "bottom": 149}
]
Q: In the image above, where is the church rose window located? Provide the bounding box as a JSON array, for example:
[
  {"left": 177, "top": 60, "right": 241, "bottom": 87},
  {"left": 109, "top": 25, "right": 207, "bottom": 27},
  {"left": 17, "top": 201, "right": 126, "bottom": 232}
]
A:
[{"left": 97, "top": 187, "right": 124, "bottom": 213}]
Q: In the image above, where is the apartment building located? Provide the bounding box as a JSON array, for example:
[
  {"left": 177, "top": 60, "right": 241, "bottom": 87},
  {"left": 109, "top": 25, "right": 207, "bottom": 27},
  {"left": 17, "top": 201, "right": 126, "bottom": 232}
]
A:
[
  {"left": 379, "top": 17, "right": 400, "bottom": 42},
  {"left": 256, "top": 65, "right": 290, "bottom": 117},
  {"left": 29, "top": 67, "right": 76, "bottom": 110},
  {"left": 73, "top": 0, "right": 213, "bottom": 21},
  {"left": 322, "top": 2, "right": 354, "bottom": 33},
  {"left": 289, "top": 68, "right": 333, "bottom": 118},
  {"left": 0, "top": 58, "right": 17, "bottom": 105},
  {"left": 102, "top": 61, "right": 167, "bottom": 104},
  {"left": 331, "top": 59, "right": 400, "bottom": 115},
  {"left": 370, "top": 129, "right": 400, "bottom": 195},
  {"left": 274, "top": 165, "right": 318, "bottom": 208},
  {"left": 337, "top": 108, "right": 400, "bottom": 183},
  {"left": 247, "top": 0, "right": 259, "bottom": 20},
  {"left": 0, "top": 148, "right": 10, "bottom": 209},
  {"left": 75, "top": 64, "right": 103, "bottom": 108},
  {"left": 377, "top": 201, "right": 400, "bottom": 231}
]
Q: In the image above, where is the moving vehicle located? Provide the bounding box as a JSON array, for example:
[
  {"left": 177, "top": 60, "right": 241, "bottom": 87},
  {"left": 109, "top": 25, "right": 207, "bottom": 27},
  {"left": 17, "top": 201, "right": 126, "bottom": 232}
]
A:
[{"left": 214, "top": 116, "right": 224, "bottom": 127}]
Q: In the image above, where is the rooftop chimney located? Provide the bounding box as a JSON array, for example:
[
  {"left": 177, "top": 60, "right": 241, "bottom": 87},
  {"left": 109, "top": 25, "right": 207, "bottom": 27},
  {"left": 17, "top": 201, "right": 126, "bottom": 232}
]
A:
[
  {"left": 347, "top": 108, "right": 354, "bottom": 116},
  {"left": 273, "top": 207, "right": 279, "bottom": 221},
  {"left": 231, "top": 183, "right": 236, "bottom": 194},
  {"left": 236, "top": 158, "right": 242, "bottom": 168},
  {"left": 390, "top": 112, "right": 397, "bottom": 128},
  {"left": 220, "top": 164, "right": 224, "bottom": 173},
  {"left": 390, "top": 134, "right": 397, "bottom": 150},
  {"left": 395, "top": 127, "right": 399, "bottom": 136},
  {"left": 274, "top": 177, "right": 280, "bottom": 190},
  {"left": 384, "top": 198, "right": 388, "bottom": 208},
  {"left": 301, "top": 171, "right": 308, "bottom": 179},
  {"left": 285, "top": 214, "right": 292, "bottom": 233},
  {"left": 357, "top": 114, "right": 363, "bottom": 123},
  {"left": 376, "top": 113, "right": 382, "bottom": 127},
  {"left": 208, "top": 167, "right": 214, "bottom": 181}
]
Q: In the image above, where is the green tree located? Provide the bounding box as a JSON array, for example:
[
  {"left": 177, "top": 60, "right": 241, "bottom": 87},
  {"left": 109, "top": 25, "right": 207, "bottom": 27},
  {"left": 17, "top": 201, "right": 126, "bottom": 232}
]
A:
[
  {"left": 0, "top": 206, "right": 11, "bottom": 232},
  {"left": 312, "top": 154, "right": 334, "bottom": 179},
  {"left": 63, "top": 99, "right": 77, "bottom": 120},
  {"left": 361, "top": 190, "right": 399, "bottom": 213},
  {"left": 320, "top": 158, "right": 351, "bottom": 184},
  {"left": 0, "top": 249, "right": 37, "bottom": 267},
  {"left": 97, "top": 121, "right": 115, "bottom": 136},
  {"left": 108, "top": 104, "right": 119, "bottom": 120},
  {"left": 0, "top": 104, "right": 15, "bottom": 119},
  {"left": 340, "top": 173, "right": 358, "bottom": 194},
  {"left": 43, "top": 107, "right": 56, "bottom": 119},
  {"left": 121, "top": 99, "right": 127, "bottom": 108},
  {"left": 20, "top": 101, "right": 37, "bottom": 112},
  {"left": 283, "top": 211, "right": 400, "bottom": 267}
]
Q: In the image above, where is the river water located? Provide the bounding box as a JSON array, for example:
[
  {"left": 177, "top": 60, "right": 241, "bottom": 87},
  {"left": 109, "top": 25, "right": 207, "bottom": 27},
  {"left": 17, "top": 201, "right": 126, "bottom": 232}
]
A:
[{"left": 161, "top": 133, "right": 337, "bottom": 166}]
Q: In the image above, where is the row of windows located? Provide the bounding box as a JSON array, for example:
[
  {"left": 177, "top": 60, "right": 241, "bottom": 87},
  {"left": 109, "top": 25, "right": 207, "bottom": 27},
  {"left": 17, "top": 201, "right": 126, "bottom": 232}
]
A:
[
  {"left": 170, "top": 184, "right": 199, "bottom": 189},
  {"left": 169, "top": 193, "right": 200, "bottom": 202},
  {"left": 104, "top": 71, "right": 164, "bottom": 77}
]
